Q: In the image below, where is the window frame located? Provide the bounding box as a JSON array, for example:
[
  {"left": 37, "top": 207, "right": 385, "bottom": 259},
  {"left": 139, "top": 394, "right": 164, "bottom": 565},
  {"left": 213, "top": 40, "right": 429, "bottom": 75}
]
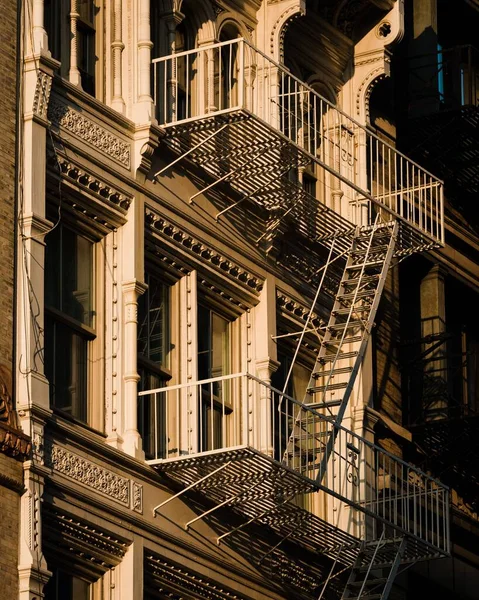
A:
[{"left": 44, "top": 217, "right": 101, "bottom": 428}]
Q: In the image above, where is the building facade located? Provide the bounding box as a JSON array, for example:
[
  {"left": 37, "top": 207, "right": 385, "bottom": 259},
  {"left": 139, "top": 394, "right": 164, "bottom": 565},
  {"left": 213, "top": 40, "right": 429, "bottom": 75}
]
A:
[{"left": 14, "top": 0, "right": 478, "bottom": 598}]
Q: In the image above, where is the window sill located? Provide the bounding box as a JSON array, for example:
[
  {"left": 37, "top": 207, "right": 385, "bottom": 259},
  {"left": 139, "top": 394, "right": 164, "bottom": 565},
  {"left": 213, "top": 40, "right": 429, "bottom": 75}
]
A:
[{"left": 50, "top": 407, "right": 107, "bottom": 439}]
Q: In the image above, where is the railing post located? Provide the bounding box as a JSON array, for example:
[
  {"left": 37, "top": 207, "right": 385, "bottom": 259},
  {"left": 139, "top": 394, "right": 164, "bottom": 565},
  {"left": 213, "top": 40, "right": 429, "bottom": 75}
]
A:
[{"left": 238, "top": 39, "right": 244, "bottom": 109}]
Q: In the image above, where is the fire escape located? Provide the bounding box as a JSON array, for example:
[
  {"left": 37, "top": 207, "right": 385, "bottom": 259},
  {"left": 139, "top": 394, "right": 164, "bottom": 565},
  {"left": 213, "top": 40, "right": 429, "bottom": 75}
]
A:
[{"left": 142, "top": 39, "right": 449, "bottom": 599}]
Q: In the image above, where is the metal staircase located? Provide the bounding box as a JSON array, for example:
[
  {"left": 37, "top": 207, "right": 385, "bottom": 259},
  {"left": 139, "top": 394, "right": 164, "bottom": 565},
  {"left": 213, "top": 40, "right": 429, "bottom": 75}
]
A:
[{"left": 341, "top": 533, "right": 406, "bottom": 600}]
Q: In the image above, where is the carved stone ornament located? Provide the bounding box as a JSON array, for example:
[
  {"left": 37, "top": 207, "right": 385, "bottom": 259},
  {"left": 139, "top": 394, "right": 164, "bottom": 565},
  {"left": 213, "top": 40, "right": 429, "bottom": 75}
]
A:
[
  {"left": 145, "top": 208, "right": 264, "bottom": 293},
  {"left": 132, "top": 481, "right": 143, "bottom": 514},
  {"left": 48, "top": 97, "right": 131, "bottom": 168},
  {"left": 33, "top": 71, "right": 53, "bottom": 119},
  {"left": 48, "top": 444, "right": 130, "bottom": 505}
]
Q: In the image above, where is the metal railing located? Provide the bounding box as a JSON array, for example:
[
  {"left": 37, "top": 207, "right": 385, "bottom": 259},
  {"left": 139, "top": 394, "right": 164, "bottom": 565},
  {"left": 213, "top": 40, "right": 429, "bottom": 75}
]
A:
[
  {"left": 139, "top": 372, "right": 449, "bottom": 554},
  {"left": 153, "top": 38, "right": 444, "bottom": 247}
]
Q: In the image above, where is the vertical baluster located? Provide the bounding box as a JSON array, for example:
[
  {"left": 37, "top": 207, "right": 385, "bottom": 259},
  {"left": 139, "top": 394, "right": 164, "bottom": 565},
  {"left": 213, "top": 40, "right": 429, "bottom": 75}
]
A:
[{"left": 176, "top": 389, "right": 180, "bottom": 458}]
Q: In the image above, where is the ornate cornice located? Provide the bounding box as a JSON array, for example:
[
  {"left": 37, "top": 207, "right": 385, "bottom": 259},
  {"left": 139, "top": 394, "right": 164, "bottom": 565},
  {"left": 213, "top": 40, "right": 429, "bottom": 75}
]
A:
[
  {"left": 48, "top": 97, "right": 131, "bottom": 168},
  {"left": 146, "top": 553, "right": 246, "bottom": 600},
  {"left": 50, "top": 154, "right": 132, "bottom": 211},
  {"left": 46, "top": 444, "right": 143, "bottom": 512},
  {"left": 0, "top": 471, "right": 25, "bottom": 494},
  {"left": 145, "top": 208, "right": 264, "bottom": 294}
]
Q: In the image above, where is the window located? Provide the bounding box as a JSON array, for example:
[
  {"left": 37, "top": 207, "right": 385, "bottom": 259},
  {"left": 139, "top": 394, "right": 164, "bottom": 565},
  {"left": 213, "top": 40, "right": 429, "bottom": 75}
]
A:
[
  {"left": 77, "top": 0, "right": 96, "bottom": 95},
  {"left": 44, "top": 224, "right": 95, "bottom": 423},
  {"left": 44, "top": 569, "right": 91, "bottom": 600},
  {"left": 197, "top": 305, "right": 230, "bottom": 451},
  {"left": 44, "top": 0, "right": 97, "bottom": 95},
  {"left": 137, "top": 272, "right": 171, "bottom": 459}
]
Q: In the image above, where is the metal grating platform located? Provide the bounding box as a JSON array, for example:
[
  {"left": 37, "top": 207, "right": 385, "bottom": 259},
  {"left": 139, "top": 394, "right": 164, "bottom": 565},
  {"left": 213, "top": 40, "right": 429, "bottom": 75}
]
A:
[
  {"left": 150, "top": 445, "right": 446, "bottom": 567},
  {"left": 161, "top": 111, "right": 441, "bottom": 258}
]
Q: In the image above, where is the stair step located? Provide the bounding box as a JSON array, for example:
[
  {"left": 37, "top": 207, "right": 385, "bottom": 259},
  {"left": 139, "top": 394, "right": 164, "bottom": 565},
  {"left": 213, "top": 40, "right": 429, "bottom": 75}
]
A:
[
  {"left": 308, "top": 381, "right": 349, "bottom": 393},
  {"left": 326, "top": 335, "right": 364, "bottom": 345},
  {"left": 312, "top": 366, "right": 353, "bottom": 378}
]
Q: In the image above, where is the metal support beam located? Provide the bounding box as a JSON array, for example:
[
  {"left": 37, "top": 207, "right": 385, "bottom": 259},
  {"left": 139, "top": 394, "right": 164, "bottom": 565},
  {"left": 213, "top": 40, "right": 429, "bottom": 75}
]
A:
[
  {"left": 153, "top": 124, "right": 229, "bottom": 179},
  {"left": 152, "top": 461, "right": 232, "bottom": 516}
]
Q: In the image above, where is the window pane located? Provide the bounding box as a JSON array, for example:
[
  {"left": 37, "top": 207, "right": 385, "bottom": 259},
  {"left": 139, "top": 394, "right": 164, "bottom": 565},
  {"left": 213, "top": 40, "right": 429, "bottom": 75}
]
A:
[
  {"left": 62, "top": 231, "right": 93, "bottom": 326},
  {"left": 138, "top": 274, "right": 170, "bottom": 367},
  {"left": 138, "top": 369, "right": 167, "bottom": 460},
  {"left": 212, "top": 313, "right": 229, "bottom": 378},
  {"left": 45, "top": 224, "right": 93, "bottom": 327},
  {"left": 45, "top": 317, "right": 88, "bottom": 422}
]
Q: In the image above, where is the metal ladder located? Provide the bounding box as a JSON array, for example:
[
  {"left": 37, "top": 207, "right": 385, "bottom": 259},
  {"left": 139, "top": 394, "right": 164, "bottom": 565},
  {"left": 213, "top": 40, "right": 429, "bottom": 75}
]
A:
[
  {"left": 307, "top": 217, "right": 398, "bottom": 427},
  {"left": 341, "top": 533, "right": 407, "bottom": 600},
  {"left": 282, "top": 216, "right": 398, "bottom": 472}
]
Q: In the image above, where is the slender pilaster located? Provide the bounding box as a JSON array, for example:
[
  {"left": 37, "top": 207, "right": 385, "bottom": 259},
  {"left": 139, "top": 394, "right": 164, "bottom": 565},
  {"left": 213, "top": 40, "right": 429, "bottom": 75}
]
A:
[
  {"left": 111, "top": 0, "right": 126, "bottom": 112},
  {"left": 135, "top": 0, "right": 154, "bottom": 122},
  {"left": 69, "top": 0, "right": 81, "bottom": 86}
]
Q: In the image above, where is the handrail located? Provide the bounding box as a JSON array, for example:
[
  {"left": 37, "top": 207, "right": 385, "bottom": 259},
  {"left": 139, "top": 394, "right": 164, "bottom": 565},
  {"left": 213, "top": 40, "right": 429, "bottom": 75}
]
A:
[
  {"left": 140, "top": 371, "right": 448, "bottom": 490},
  {"left": 153, "top": 38, "right": 445, "bottom": 182}
]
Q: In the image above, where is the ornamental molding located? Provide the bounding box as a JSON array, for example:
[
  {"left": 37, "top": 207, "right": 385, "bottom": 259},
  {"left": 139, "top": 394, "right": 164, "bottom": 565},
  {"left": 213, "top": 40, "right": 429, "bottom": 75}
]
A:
[
  {"left": 146, "top": 553, "right": 245, "bottom": 600},
  {"left": 33, "top": 71, "right": 53, "bottom": 120},
  {"left": 270, "top": 3, "right": 305, "bottom": 58},
  {"left": 47, "top": 444, "right": 132, "bottom": 506},
  {"left": 356, "top": 66, "right": 388, "bottom": 118},
  {"left": 48, "top": 97, "right": 131, "bottom": 168},
  {"left": 0, "top": 472, "right": 25, "bottom": 494},
  {"left": 276, "top": 291, "right": 323, "bottom": 327},
  {"left": 132, "top": 481, "right": 143, "bottom": 513},
  {"left": 49, "top": 154, "right": 133, "bottom": 212},
  {"left": 145, "top": 208, "right": 264, "bottom": 293},
  {"left": 44, "top": 509, "right": 129, "bottom": 563}
]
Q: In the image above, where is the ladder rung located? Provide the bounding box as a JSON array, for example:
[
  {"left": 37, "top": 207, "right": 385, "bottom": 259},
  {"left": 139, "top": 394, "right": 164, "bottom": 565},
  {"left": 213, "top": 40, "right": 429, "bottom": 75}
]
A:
[
  {"left": 320, "top": 351, "right": 359, "bottom": 362},
  {"left": 306, "top": 400, "right": 342, "bottom": 409},
  {"left": 328, "top": 321, "right": 363, "bottom": 331},
  {"left": 357, "top": 561, "right": 396, "bottom": 572},
  {"left": 346, "top": 261, "right": 383, "bottom": 270},
  {"left": 333, "top": 306, "right": 370, "bottom": 316},
  {"left": 313, "top": 366, "right": 353, "bottom": 378},
  {"left": 352, "top": 244, "right": 389, "bottom": 257},
  {"left": 343, "top": 274, "right": 380, "bottom": 285},
  {"left": 337, "top": 289, "right": 375, "bottom": 300},
  {"left": 348, "top": 578, "right": 387, "bottom": 588},
  {"left": 308, "top": 381, "right": 348, "bottom": 393}
]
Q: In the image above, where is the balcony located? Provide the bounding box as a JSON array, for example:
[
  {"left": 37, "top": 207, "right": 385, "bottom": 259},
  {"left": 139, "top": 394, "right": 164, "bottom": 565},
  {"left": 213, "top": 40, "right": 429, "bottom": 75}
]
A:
[
  {"left": 140, "top": 372, "right": 449, "bottom": 571},
  {"left": 153, "top": 39, "right": 444, "bottom": 256}
]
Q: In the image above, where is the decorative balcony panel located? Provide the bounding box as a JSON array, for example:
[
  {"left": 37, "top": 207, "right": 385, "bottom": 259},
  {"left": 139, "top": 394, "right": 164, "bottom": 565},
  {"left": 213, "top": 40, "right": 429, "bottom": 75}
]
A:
[
  {"left": 153, "top": 39, "right": 444, "bottom": 255},
  {"left": 141, "top": 373, "right": 450, "bottom": 562}
]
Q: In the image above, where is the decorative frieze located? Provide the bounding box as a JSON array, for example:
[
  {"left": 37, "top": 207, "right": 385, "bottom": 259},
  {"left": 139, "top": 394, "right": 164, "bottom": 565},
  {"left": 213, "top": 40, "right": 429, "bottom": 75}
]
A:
[
  {"left": 48, "top": 97, "right": 131, "bottom": 168},
  {"left": 276, "top": 291, "right": 323, "bottom": 327},
  {"left": 145, "top": 208, "right": 264, "bottom": 293}
]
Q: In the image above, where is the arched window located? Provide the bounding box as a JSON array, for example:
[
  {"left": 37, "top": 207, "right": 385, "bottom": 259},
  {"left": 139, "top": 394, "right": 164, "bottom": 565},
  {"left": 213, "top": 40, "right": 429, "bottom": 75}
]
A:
[{"left": 218, "top": 21, "right": 242, "bottom": 110}]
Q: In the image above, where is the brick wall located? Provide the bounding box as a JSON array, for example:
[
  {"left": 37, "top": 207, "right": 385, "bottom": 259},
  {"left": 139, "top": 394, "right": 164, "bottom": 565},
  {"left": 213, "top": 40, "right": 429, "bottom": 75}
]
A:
[
  {"left": 0, "top": 0, "right": 22, "bottom": 596},
  {"left": 0, "top": 451, "right": 23, "bottom": 599},
  {"left": 0, "top": 0, "right": 17, "bottom": 388}
]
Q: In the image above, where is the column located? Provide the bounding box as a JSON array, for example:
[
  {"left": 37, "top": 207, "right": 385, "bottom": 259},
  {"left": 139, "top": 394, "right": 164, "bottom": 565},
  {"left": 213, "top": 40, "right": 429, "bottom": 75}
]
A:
[
  {"left": 253, "top": 275, "right": 279, "bottom": 456},
  {"left": 69, "top": 0, "right": 81, "bottom": 86},
  {"left": 420, "top": 264, "right": 448, "bottom": 419},
  {"left": 122, "top": 280, "right": 147, "bottom": 459},
  {"left": 135, "top": 0, "right": 154, "bottom": 122}
]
